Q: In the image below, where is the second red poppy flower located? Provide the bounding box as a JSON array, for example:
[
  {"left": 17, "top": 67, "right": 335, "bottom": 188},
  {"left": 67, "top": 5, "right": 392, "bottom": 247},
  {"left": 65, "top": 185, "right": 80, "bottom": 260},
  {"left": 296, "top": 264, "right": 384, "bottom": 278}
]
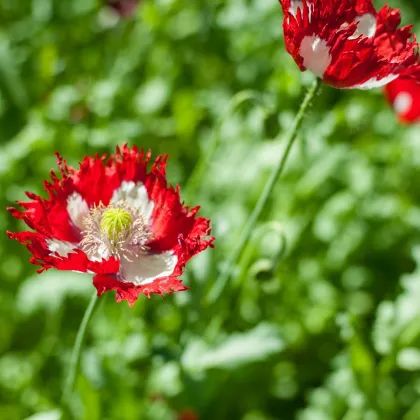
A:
[{"left": 279, "top": 0, "right": 420, "bottom": 89}]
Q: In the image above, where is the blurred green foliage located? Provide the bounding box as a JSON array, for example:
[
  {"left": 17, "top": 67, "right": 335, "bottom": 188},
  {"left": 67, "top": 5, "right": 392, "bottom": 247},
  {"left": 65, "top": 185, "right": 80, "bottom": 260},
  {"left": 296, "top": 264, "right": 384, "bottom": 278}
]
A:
[{"left": 2, "top": 0, "right": 420, "bottom": 419}]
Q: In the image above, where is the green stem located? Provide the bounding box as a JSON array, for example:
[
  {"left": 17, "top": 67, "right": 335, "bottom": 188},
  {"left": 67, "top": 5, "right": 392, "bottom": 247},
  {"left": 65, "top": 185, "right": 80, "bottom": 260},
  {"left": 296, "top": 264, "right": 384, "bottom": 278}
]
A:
[
  {"left": 62, "top": 291, "right": 99, "bottom": 405},
  {"left": 206, "top": 78, "right": 322, "bottom": 304}
]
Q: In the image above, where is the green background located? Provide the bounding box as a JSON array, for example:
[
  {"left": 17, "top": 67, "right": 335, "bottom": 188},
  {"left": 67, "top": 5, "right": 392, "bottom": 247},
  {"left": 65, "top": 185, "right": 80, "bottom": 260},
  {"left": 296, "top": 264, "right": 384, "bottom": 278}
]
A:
[{"left": 2, "top": 0, "right": 420, "bottom": 419}]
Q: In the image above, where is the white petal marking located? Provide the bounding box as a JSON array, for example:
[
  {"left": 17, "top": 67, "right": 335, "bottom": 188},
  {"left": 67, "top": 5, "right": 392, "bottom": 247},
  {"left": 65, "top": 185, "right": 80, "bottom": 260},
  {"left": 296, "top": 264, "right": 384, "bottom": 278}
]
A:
[
  {"left": 289, "top": 0, "right": 303, "bottom": 17},
  {"left": 119, "top": 251, "right": 178, "bottom": 286},
  {"left": 111, "top": 181, "right": 154, "bottom": 224},
  {"left": 350, "top": 74, "right": 399, "bottom": 90},
  {"left": 288, "top": 0, "right": 312, "bottom": 21},
  {"left": 67, "top": 192, "right": 89, "bottom": 230},
  {"left": 348, "top": 13, "right": 376, "bottom": 40},
  {"left": 300, "top": 36, "right": 332, "bottom": 78},
  {"left": 46, "top": 239, "right": 78, "bottom": 257},
  {"left": 393, "top": 92, "right": 413, "bottom": 114}
]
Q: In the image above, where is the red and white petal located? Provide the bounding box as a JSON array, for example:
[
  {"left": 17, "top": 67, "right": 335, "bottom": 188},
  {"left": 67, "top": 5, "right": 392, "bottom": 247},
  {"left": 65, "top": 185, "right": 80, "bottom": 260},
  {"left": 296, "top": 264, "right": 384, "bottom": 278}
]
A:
[
  {"left": 289, "top": 0, "right": 303, "bottom": 18},
  {"left": 93, "top": 273, "right": 187, "bottom": 306},
  {"left": 46, "top": 238, "right": 78, "bottom": 257},
  {"left": 66, "top": 192, "right": 89, "bottom": 231},
  {"left": 111, "top": 145, "right": 151, "bottom": 185},
  {"left": 120, "top": 251, "right": 177, "bottom": 286},
  {"left": 299, "top": 36, "right": 332, "bottom": 78},
  {"left": 8, "top": 190, "right": 80, "bottom": 243},
  {"left": 350, "top": 74, "right": 399, "bottom": 90},
  {"left": 71, "top": 156, "right": 119, "bottom": 207},
  {"left": 349, "top": 13, "right": 376, "bottom": 39},
  {"left": 7, "top": 231, "right": 119, "bottom": 274}
]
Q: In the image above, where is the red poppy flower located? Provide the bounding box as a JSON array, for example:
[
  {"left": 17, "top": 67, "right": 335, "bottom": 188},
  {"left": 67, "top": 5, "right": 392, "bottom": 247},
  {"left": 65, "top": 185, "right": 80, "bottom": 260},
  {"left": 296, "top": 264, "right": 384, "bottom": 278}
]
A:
[
  {"left": 7, "top": 145, "right": 214, "bottom": 306},
  {"left": 107, "top": 0, "right": 140, "bottom": 18},
  {"left": 384, "top": 78, "right": 420, "bottom": 123},
  {"left": 279, "top": 0, "right": 420, "bottom": 89}
]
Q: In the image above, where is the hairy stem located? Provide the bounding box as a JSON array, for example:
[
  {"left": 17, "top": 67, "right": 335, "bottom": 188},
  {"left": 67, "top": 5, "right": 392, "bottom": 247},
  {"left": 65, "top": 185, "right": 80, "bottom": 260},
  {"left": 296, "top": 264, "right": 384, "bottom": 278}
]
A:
[{"left": 62, "top": 291, "right": 99, "bottom": 405}]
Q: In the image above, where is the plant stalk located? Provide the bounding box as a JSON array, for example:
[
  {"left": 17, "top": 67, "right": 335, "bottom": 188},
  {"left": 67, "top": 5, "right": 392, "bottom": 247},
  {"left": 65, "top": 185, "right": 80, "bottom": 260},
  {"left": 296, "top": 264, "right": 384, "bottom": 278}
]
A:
[{"left": 62, "top": 291, "right": 99, "bottom": 405}]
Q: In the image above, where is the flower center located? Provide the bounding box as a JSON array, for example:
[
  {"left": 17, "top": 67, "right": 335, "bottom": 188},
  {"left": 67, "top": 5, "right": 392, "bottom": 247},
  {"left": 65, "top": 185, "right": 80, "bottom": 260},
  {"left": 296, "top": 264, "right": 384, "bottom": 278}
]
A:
[
  {"left": 100, "top": 208, "right": 133, "bottom": 242},
  {"left": 80, "top": 200, "right": 151, "bottom": 260}
]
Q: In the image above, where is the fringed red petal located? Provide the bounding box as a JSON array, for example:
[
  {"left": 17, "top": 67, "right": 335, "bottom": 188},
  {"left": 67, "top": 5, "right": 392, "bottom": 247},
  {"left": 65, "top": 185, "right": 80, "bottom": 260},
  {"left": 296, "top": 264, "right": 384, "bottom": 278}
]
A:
[
  {"left": 7, "top": 231, "right": 119, "bottom": 274},
  {"left": 7, "top": 159, "right": 80, "bottom": 242},
  {"left": 93, "top": 273, "right": 188, "bottom": 306}
]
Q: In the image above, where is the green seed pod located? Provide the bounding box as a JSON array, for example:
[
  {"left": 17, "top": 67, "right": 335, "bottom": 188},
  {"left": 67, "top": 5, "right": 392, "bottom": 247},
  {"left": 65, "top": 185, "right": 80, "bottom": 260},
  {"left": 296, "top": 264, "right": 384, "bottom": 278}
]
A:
[{"left": 100, "top": 208, "right": 133, "bottom": 241}]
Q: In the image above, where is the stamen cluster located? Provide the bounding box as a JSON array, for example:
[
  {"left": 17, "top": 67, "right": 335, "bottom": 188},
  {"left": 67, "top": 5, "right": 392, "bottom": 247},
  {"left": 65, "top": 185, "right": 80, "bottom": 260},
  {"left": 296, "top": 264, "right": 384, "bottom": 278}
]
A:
[{"left": 80, "top": 200, "right": 151, "bottom": 262}]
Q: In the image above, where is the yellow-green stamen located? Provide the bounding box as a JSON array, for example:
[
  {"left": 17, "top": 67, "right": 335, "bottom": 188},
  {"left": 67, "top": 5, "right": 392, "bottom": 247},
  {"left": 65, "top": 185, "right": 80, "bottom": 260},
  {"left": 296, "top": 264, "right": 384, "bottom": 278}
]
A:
[{"left": 100, "top": 208, "right": 132, "bottom": 242}]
